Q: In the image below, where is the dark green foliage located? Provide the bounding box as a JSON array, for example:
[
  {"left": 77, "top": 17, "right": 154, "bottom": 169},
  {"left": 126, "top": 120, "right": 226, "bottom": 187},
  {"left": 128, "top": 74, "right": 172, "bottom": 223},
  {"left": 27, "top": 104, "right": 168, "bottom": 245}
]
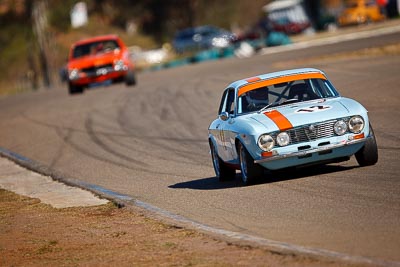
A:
[{"left": 48, "top": 0, "right": 78, "bottom": 32}]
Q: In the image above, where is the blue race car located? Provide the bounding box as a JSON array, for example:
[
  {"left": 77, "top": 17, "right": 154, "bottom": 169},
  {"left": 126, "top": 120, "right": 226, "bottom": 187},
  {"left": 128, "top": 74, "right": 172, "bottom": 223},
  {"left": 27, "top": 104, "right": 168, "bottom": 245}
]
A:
[
  {"left": 173, "top": 25, "right": 236, "bottom": 53},
  {"left": 208, "top": 68, "right": 378, "bottom": 185}
]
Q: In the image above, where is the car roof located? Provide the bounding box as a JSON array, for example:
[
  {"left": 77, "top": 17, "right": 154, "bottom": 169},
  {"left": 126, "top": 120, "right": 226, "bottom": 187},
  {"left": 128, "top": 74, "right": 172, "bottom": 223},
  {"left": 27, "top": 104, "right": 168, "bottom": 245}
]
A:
[
  {"left": 228, "top": 68, "right": 327, "bottom": 95},
  {"left": 72, "top": 34, "right": 121, "bottom": 46}
]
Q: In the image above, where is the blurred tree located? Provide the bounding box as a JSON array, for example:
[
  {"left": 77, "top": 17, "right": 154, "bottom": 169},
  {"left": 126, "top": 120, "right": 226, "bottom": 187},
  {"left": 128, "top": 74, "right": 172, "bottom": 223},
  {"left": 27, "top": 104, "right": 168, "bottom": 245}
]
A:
[
  {"left": 0, "top": 0, "right": 40, "bottom": 90},
  {"left": 32, "top": 0, "right": 51, "bottom": 88}
]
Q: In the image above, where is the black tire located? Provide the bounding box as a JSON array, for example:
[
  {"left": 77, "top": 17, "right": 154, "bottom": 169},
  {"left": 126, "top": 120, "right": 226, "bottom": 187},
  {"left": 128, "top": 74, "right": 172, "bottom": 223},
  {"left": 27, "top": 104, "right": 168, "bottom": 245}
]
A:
[
  {"left": 238, "top": 142, "right": 263, "bottom": 185},
  {"left": 68, "top": 83, "right": 84, "bottom": 94},
  {"left": 210, "top": 141, "right": 236, "bottom": 181},
  {"left": 355, "top": 124, "right": 378, "bottom": 166},
  {"left": 125, "top": 70, "right": 136, "bottom": 86}
]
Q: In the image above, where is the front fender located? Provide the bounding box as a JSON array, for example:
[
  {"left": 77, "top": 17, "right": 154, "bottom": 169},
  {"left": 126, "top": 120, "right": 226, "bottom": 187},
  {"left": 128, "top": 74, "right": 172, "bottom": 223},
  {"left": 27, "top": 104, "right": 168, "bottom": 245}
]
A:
[
  {"left": 234, "top": 132, "right": 262, "bottom": 163},
  {"left": 208, "top": 134, "right": 218, "bottom": 151}
]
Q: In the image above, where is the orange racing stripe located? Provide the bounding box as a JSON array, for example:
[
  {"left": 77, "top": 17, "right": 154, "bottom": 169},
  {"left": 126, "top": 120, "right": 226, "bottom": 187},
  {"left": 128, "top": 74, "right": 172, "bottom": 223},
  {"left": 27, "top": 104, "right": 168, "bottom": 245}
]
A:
[
  {"left": 264, "top": 110, "right": 293, "bottom": 131},
  {"left": 238, "top": 72, "right": 326, "bottom": 96}
]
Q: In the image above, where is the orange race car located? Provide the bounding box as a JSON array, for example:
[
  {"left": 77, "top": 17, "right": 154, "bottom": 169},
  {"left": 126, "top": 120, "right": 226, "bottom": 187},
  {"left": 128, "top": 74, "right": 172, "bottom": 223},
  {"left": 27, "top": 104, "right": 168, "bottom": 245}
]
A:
[
  {"left": 338, "top": 0, "right": 386, "bottom": 26},
  {"left": 67, "top": 34, "right": 136, "bottom": 94}
]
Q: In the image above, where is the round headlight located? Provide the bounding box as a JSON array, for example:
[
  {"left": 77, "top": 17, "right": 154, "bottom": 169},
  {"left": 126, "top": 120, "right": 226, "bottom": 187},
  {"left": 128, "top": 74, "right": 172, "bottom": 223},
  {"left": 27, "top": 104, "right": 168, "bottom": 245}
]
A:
[
  {"left": 334, "top": 120, "right": 347, "bottom": 135},
  {"left": 114, "top": 60, "right": 125, "bottom": 71},
  {"left": 348, "top": 116, "right": 364, "bottom": 133},
  {"left": 258, "top": 134, "right": 274, "bottom": 151},
  {"left": 69, "top": 69, "right": 79, "bottom": 80},
  {"left": 276, "top": 132, "right": 290, "bottom": 146}
]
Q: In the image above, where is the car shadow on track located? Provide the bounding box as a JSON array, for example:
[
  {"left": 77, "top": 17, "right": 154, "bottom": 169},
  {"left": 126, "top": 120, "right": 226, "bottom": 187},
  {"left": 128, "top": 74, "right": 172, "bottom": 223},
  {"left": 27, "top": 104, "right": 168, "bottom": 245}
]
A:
[
  {"left": 169, "top": 164, "right": 358, "bottom": 190},
  {"left": 169, "top": 177, "right": 240, "bottom": 190}
]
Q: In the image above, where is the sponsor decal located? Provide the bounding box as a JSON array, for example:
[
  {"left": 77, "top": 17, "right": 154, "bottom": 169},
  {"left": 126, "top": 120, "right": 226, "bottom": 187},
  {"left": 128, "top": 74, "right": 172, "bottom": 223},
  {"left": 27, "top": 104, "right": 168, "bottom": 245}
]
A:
[{"left": 295, "top": 105, "right": 332, "bottom": 113}]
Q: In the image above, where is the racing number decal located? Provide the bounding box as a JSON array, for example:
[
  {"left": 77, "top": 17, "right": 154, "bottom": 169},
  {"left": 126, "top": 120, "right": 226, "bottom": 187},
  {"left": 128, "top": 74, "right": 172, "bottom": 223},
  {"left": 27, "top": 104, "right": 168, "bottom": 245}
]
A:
[{"left": 295, "top": 105, "right": 331, "bottom": 113}]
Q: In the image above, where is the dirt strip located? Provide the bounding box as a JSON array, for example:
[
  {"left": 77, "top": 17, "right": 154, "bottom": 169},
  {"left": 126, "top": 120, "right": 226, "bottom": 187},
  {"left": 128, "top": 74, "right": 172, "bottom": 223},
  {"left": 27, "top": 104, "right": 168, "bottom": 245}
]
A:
[
  {"left": 1, "top": 186, "right": 368, "bottom": 267},
  {"left": 0, "top": 155, "right": 366, "bottom": 267}
]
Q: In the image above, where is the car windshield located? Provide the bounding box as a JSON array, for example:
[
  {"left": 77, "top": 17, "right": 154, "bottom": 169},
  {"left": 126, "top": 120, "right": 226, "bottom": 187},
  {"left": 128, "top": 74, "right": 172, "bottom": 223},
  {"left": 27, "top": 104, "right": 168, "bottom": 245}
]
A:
[
  {"left": 175, "top": 29, "right": 195, "bottom": 40},
  {"left": 72, "top": 40, "right": 120, "bottom": 59},
  {"left": 175, "top": 26, "right": 221, "bottom": 39},
  {"left": 237, "top": 78, "right": 339, "bottom": 114}
]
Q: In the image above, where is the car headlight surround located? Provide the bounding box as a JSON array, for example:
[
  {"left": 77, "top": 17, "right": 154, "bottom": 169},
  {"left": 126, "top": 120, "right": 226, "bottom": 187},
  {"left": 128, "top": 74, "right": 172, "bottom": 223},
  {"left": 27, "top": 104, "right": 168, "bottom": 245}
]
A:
[
  {"left": 114, "top": 60, "right": 126, "bottom": 71},
  {"left": 348, "top": 116, "right": 364, "bottom": 133},
  {"left": 276, "top": 132, "right": 290, "bottom": 146},
  {"left": 258, "top": 134, "right": 274, "bottom": 151},
  {"left": 69, "top": 69, "right": 79, "bottom": 80},
  {"left": 334, "top": 120, "right": 347, "bottom": 135}
]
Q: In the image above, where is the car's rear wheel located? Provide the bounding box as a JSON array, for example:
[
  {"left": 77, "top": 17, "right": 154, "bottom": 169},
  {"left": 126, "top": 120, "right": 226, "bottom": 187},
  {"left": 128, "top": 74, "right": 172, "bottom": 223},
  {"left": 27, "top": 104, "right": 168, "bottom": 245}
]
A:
[
  {"left": 125, "top": 70, "right": 136, "bottom": 86},
  {"left": 68, "top": 83, "right": 84, "bottom": 94},
  {"left": 238, "top": 142, "right": 263, "bottom": 185},
  {"left": 355, "top": 124, "right": 378, "bottom": 166},
  {"left": 210, "top": 142, "right": 235, "bottom": 181}
]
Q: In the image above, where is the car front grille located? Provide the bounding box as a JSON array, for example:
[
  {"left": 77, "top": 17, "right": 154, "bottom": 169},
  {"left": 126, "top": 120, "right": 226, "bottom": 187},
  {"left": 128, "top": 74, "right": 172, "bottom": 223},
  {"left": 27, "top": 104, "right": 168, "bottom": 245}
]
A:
[
  {"left": 272, "top": 119, "right": 346, "bottom": 145},
  {"left": 81, "top": 64, "right": 113, "bottom": 76},
  {"left": 289, "top": 120, "right": 336, "bottom": 143}
]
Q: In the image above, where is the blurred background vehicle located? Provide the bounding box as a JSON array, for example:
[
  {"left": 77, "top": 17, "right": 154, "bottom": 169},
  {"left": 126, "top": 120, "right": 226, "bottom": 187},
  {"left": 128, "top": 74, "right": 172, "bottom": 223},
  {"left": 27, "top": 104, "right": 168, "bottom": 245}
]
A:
[
  {"left": 262, "top": 0, "right": 312, "bottom": 35},
  {"left": 129, "top": 45, "right": 172, "bottom": 70},
  {"left": 67, "top": 34, "right": 136, "bottom": 94},
  {"left": 172, "top": 25, "right": 237, "bottom": 53},
  {"left": 338, "top": 0, "right": 386, "bottom": 26}
]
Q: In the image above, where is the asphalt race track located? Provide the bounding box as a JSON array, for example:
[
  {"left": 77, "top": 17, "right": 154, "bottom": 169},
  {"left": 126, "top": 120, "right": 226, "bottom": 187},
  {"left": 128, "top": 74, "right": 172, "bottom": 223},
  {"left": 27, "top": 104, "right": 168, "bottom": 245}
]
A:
[{"left": 1, "top": 26, "right": 399, "bottom": 265}]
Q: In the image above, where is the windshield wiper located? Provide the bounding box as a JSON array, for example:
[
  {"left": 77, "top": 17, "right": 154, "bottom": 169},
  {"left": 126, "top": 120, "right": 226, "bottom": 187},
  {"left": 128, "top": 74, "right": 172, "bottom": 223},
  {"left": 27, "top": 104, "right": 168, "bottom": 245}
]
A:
[
  {"left": 280, "top": 98, "right": 300, "bottom": 105},
  {"left": 258, "top": 102, "right": 280, "bottom": 113},
  {"left": 258, "top": 98, "right": 300, "bottom": 113}
]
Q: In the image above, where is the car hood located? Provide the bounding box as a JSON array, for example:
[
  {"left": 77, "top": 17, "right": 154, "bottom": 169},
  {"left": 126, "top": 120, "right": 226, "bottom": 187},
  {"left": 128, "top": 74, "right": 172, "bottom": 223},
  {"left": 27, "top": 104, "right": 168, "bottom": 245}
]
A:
[
  {"left": 248, "top": 98, "right": 364, "bottom": 131},
  {"left": 68, "top": 51, "right": 120, "bottom": 69}
]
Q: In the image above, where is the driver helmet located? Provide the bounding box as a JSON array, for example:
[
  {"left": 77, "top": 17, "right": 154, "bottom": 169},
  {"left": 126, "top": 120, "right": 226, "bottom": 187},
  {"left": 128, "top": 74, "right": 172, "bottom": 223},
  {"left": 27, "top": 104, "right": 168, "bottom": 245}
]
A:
[{"left": 96, "top": 43, "right": 104, "bottom": 53}]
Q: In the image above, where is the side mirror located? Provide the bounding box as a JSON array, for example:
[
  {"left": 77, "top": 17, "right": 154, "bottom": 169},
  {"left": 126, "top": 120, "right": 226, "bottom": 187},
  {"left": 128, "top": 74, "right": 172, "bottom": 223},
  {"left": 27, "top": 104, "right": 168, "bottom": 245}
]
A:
[{"left": 219, "top": 111, "right": 230, "bottom": 121}]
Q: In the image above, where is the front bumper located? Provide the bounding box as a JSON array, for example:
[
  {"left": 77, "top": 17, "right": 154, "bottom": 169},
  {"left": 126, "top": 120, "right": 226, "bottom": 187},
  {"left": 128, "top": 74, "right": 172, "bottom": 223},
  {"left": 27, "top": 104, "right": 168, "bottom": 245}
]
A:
[
  {"left": 69, "top": 64, "right": 129, "bottom": 86},
  {"left": 255, "top": 137, "right": 366, "bottom": 164},
  {"left": 70, "top": 70, "right": 128, "bottom": 86}
]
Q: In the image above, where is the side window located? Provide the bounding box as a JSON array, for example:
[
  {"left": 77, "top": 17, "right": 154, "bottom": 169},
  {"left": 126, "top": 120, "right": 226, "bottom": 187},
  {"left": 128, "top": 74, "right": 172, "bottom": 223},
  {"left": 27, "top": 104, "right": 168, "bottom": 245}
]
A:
[
  {"left": 218, "top": 90, "right": 228, "bottom": 114},
  {"left": 218, "top": 88, "right": 235, "bottom": 114},
  {"left": 226, "top": 89, "right": 235, "bottom": 114}
]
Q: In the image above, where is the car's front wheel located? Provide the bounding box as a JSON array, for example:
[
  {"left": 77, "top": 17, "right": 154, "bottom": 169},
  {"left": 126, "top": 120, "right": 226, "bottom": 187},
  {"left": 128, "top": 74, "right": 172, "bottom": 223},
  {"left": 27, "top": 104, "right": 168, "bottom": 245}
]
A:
[
  {"left": 125, "top": 70, "right": 136, "bottom": 86},
  {"left": 68, "top": 83, "right": 84, "bottom": 94},
  {"left": 355, "top": 124, "right": 378, "bottom": 166},
  {"left": 238, "top": 142, "right": 263, "bottom": 185},
  {"left": 210, "top": 141, "right": 235, "bottom": 181}
]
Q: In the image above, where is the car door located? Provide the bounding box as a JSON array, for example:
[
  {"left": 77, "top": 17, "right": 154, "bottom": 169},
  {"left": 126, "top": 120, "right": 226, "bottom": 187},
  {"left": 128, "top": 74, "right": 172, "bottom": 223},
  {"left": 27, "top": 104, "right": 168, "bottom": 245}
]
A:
[{"left": 216, "top": 88, "right": 236, "bottom": 162}]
